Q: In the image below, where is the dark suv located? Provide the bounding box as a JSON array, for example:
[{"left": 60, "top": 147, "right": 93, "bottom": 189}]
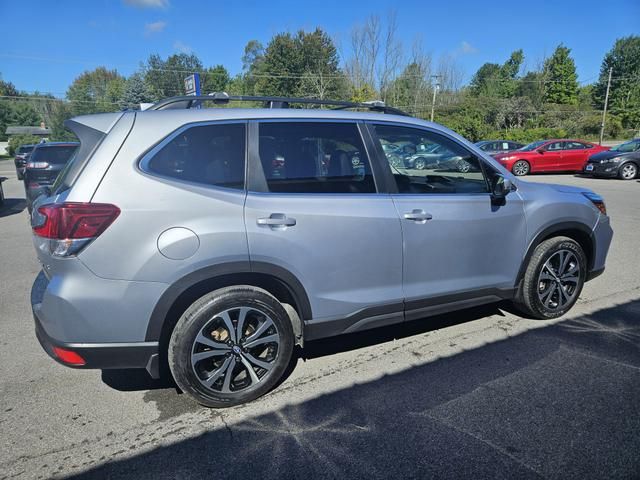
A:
[
  {"left": 24, "top": 142, "right": 78, "bottom": 211},
  {"left": 14, "top": 144, "right": 36, "bottom": 180}
]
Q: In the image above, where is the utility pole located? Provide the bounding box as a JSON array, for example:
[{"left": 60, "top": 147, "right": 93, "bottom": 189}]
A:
[
  {"left": 599, "top": 67, "right": 613, "bottom": 145},
  {"left": 430, "top": 75, "right": 441, "bottom": 122}
]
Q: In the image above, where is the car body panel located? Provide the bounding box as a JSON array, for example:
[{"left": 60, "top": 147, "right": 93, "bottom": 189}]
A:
[
  {"left": 391, "top": 192, "right": 527, "bottom": 301},
  {"left": 245, "top": 192, "right": 403, "bottom": 321}
]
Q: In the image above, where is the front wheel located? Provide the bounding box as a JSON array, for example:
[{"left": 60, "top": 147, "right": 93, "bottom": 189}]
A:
[
  {"left": 514, "top": 237, "right": 586, "bottom": 319},
  {"left": 512, "top": 160, "right": 530, "bottom": 176},
  {"left": 168, "top": 286, "right": 294, "bottom": 408},
  {"left": 618, "top": 162, "right": 637, "bottom": 180}
]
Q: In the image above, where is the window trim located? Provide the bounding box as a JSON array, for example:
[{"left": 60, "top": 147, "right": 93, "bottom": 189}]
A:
[
  {"left": 137, "top": 119, "right": 249, "bottom": 192},
  {"left": 364, "top": 121, "right": 495, "bottom": 196},
  {"left": 246, "top": 118, "right": 383, "bottom": 195}
]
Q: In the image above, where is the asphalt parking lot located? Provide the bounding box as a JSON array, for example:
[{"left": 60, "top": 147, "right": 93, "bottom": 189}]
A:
[{"left": 1, "top": 160, "right": 639, "bottom": 479}]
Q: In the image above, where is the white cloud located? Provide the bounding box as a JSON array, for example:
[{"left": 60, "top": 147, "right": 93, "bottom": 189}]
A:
[
  {"left": 173, "top": 40, "right": 192, "bottom": 54},
  {"left": 124, "top": 0, "right": 169, "bottom": 8},
  {"left": 459, "top": 41, "right": 478, "bottom": 55},
  {"left": 144, "top": 21, "right": 167, "bottom": 36}
]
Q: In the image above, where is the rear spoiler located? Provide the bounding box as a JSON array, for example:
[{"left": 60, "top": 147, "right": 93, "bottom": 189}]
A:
[{"left": 54, "top": 112, "right": 128, "bottom": 193}]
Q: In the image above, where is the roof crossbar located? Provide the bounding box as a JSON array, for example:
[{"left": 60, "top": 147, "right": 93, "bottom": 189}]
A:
[{"left": 148, "top": 92, "right": 410, "bottom": 116}]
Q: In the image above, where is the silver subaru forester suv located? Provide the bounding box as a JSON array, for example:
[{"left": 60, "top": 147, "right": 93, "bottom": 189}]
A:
[{"left": 30, "top": 95, "right": 613, "bottom": 407}]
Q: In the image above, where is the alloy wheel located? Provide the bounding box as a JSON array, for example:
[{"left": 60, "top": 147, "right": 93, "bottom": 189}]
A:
[
  {"left": 190, "top": 306, "right": 280, "bottom": 393},
  {"left": 537, "top": 249, "right": 581, "bottom": 311},
  {"left": 414, "top": 158, "right": 426, "bottom": 170},
  {"left": 513, "top": 161, "right": 529, "bottom": 176},
  {"left": 621, "top": 163, "right": 637, "bottom": 180},
  {"left": 457, "top": 160, "right": 471, "bottom": 173}
]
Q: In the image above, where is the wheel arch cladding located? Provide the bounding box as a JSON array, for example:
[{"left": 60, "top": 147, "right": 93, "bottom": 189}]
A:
[
  {"left": 516, "top": 222, "right": 595, "bottom": 286},
  {"left": 145, "top": 262, "right": 312, "bottom": 345}
]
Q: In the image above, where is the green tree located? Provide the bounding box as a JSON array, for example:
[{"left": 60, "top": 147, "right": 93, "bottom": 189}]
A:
[
  {"left": 202, "top": 65, "right": 230, "bottom": 93},
  {"left": 120, "top": 72, "right": 154, "bottom": 109},
  {"left": 516, "top": 71, "right": 545, "bottom": 107},
  {"left": 543, "top": 44, "right": 578, "bottom": 104},
  {"left": 143, "top": 53, "right": 204, "bottom": 99},
  {"left": 470, "top": 63, "right": 501, "bottom": 96},
  {"left": 593, "top": 36, "right": 640, "bottom": 128},
  {"left": 7, "top": 134, "right": 40, "bottom": 156},
  {"left": 470, "top": 50, "right": 523, "bottom": 98},
  {"left": 0, "top": 76, "right": 18, "bottom": 97},
  {"left": 66, "top": 67, "right": 125, "bottom": 115},
  {"left": 255, "top": 28, "right": 346, "bottom": 100},
  {"left": 0, "top": 100, "right": 40, "bottom": 141}
]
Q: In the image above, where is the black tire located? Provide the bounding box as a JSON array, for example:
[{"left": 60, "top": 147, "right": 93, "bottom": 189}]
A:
[
  {"left": 515, "top": 237, "right": 586, "bottom": 319},
  {"left": 512, "top": 160, "right": 530, "bottom": 176},
  {"left": 618, "top": 162, "right": 638, "bottom": 180},
  {"left": 168, "top": 286, "right": 294, "bottom": 408}
]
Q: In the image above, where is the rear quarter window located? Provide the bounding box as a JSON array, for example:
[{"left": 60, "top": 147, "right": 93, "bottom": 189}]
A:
[{"left": 145, "top": 122, "right": 246, "bottom": 190}]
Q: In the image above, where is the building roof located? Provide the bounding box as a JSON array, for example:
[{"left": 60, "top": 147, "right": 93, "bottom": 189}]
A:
[{"left": 5, "top": 126, "right": 52, "bottom": 136}]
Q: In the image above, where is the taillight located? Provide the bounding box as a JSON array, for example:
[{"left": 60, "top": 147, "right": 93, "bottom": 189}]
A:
[
  {"left": 32, "top": 202, "right": 120, "bottom": 257},
  {"left": 26, "top": 161, "right": 49, "bottom": 169}
]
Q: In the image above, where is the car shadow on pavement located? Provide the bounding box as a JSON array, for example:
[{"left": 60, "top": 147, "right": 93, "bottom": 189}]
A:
[
  {"left": 0, "top": 198, "right": 27, "bottom": 218},
  {"left": 71, "top": 298, "right": 640, "bottom": 480}
]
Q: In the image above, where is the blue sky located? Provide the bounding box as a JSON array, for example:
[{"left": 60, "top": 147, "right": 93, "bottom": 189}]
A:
[{"left": 2, "top": 0, "right": 638, "bottom": 96}]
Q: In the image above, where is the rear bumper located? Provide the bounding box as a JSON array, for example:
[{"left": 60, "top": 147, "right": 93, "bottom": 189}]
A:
[
  {"left": 31, "top": 267, "right": 164, "bottom": 377},
  {"left": 33, "top": 311, "right": 159, "bottom": 376}
]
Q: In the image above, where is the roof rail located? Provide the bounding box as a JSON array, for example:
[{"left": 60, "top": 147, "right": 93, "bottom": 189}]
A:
[{"left": 148, "top": 92, "right": 410, "bottom": 116}]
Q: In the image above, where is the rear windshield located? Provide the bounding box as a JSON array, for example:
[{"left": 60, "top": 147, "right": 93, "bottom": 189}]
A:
[
  {"left": 18, "top": 145, "right": 34, "bottom": 154},
  {"left": 31, "top": 146, "right": 78, "bottom": 165}
]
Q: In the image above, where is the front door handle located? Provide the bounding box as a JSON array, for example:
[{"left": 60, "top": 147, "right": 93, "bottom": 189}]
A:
[
  {"left": 403, "top": 209, "right": 433, "bottom": 223},
  {"left": 257, "top": 213, "right": 297, "bottom": 228}
]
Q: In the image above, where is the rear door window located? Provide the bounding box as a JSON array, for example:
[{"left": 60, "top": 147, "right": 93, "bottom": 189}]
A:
[
  {"left": 257, "top": 122, "right": 375, "bottom": 194},
  {"left": 146, "top": 122, "right": 246, "bottom": 190}
]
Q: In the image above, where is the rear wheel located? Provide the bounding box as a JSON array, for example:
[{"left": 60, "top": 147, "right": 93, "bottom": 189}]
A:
[
  {"left": 618, "top": 162, "right": 637, "bottom": 180},
  {"left": 515, "top": 237, "right": 586, "bottom": 319},
  {"left": 168, "top": 286, "right": 294, "bottom": 408},
  {"left": 512, "top": 160, "right": 530, "bottom": 176},
  {"left": 414, "top": 157, "right": 426, "bottom": 170}
]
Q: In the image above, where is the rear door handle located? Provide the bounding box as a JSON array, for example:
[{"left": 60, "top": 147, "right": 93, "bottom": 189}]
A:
[
  {"left": 257, "top": 213, "right": 296, "bottom": 228},
  {"left": 403, "top": 209, "right": 433, "bottom": 223}
]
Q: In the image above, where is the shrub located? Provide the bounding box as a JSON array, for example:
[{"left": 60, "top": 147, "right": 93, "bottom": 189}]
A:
[{"left": 7, "top": 134, "right": 41, "bottom": 156}]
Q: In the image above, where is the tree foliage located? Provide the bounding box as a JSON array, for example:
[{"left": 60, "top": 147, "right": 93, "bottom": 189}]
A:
[
  {"left": 543, "top": 44, "right": 578, "bottom": 105},
  {"left": 66, "top": 67, "right": 124, "bottom": 115},
  {"left": 593, "top": 35, "right": 640, "bottom": 128},
  {"left": 254, "top": 28, "right": 347, "bottom": 100},
  {"left": 7, "top": 134, "right": 40, "bottom": 156},
  {"left": 143, "top": 53, "right": 204, "bottom": 99}
]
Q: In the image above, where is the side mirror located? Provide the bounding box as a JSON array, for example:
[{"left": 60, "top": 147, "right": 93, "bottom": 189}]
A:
[
  {"left": 491, "top": 174, "right": 513, "bottom": 204},
  {"left": 536, "top": 148, "right": 545, "bottom": 154}
]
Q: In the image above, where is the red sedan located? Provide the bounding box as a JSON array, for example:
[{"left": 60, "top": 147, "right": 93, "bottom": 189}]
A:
[{"left": 493, "top": 139, "right": 609, "bottom": 176}]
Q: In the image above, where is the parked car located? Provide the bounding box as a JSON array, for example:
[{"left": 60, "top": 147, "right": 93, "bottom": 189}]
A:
[
  {"left": 14, "top": 144, "right": 36, "bottom": 180},
  {"left": 475, "top": 140, "right": 524, "bottom": 156},
  {"left": 494, "top": 139, "right": 609, "bottom": 176},
  {"left": 23, "top": 142, "right": 79, "bottom": 211},
  {"left": 584, "top": 138, "right": 640, "bottom": 180},
  {"left": 30, "top": 95, "right": 613, "bottom": 408}
]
